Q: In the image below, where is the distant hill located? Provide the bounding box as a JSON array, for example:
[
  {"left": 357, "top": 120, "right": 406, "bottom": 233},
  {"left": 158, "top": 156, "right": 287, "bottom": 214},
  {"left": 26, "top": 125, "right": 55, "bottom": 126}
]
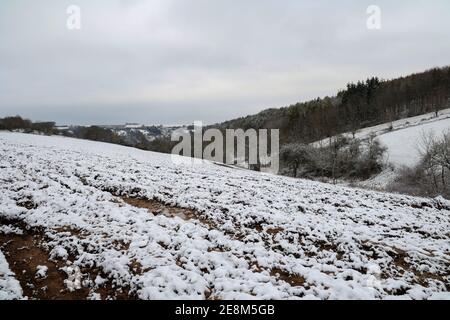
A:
[
  {"left": 215, "top": 66, "right": 450, "bottom": 145},
  {"left": 2, "top": 66, "right": 449, "bottom": 190}
]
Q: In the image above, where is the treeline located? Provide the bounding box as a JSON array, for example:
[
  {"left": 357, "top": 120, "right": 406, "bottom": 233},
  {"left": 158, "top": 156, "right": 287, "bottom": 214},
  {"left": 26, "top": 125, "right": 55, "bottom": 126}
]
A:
[
  {"left": 66, "top": 126, "right": 123, "bottom": 144},
  {"left": 217, "top": 66, "right": 450, "bottom": 144},
  {"left": 63, "top": 126, "right": 177, "bottom": 153},
  {"left": 0, "top": 116, "right": 175, "bottom": 153},
  {"left": 0, "top": 116, "right": 56, "bottom": 135}
]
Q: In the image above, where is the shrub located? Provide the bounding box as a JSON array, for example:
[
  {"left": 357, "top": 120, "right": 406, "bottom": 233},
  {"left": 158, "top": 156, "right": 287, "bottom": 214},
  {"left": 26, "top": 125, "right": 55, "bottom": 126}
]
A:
[
  {"left": 389, "top": 130, "right": 450, "bottom": 199},
  {"left": 280, "top": 135, "right": 386, "bottom": 181}
]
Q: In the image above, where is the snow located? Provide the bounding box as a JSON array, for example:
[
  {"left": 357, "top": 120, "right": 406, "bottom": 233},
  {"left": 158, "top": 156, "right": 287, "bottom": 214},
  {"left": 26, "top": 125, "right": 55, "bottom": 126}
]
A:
[
  {"left": 378, "top": 117, "right": 450, "bottom": 167},
  {"left": 124, "top": 124, "right": 144, "bottom": 129},
  {"left": 0, "top": 224, "right": 23, "bottom": 235},
  {"left": 0, "top": 132, "right": 449, "bottom": 300},
  {"left": 315, "top": 108, "right": 450, "bottom": 146},
  {"left": 36, "top": 266, "right": 48, "bottom": 279},
  {"left": 314, "top": 108, "right": 450, "bottom": 169},
  {"left": 362, "top": 111, "right": 450, "bottom": 190},
  {"left": 0, "top": 251, "right": 23, "bottom": 300},
  {"left": 357, "top": 167, "right": 398, "bottom": 191},
  {"left": 429, "top": 292, "right": 450, "bottom": 300},
  {"left": 49, "top": 246, "right": 69, "bottom": 261},
  {"left": 62, "top": 265, "right": 83, "bottom": 292},
  {"left": 313, "top": 108, "right": 450, "bottom": 190}
]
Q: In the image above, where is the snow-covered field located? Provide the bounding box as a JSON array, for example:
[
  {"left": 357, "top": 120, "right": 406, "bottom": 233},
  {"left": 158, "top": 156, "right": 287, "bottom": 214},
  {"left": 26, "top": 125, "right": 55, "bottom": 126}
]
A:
[
  {"left": 314, "top": 108, "right": 450, "bottom": 168},
  {"left": 315, "top": 108, "right": 450, "bottom": 146},
  {"left": 365, "top": 111, "right": 450, "bottom": 190},
  {"left": 0, "top": 132, "right": 449, "bottom": 300},
  {"left": 314, "top": 109, "right": 450, "bottom": 190},
  {"left": 378, "top": 117, "right": 450, "bottom": 167}
]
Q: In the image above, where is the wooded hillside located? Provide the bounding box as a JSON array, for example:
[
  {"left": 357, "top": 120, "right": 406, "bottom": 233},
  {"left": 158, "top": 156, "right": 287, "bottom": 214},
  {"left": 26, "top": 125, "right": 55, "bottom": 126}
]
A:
[{"left": 216, "top": 66, "right": 450, "bottom": 144}]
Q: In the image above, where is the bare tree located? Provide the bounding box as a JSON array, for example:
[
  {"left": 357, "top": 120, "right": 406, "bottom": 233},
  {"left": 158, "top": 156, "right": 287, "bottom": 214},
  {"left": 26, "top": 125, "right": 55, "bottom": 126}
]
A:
[{"left": 419, "top": 130, "right": 450, "bottom": 194}]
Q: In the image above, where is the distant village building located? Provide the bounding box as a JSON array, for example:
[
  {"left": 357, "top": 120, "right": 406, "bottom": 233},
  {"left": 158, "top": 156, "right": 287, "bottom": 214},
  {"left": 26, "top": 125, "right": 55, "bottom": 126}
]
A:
[{"left": 124, "top": 123, "right": 144, "bottom": 129}]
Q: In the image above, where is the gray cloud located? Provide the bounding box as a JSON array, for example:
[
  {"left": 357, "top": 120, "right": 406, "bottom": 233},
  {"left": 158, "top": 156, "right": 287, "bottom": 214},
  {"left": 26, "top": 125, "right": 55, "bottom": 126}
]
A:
[{"left": 1, "top": 0, "right": 449, "bottom": 125}]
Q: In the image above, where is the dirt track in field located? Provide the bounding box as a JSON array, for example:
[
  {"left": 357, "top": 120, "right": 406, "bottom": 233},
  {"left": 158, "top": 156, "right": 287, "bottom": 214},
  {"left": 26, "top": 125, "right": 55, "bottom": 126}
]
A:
[{"left": 0, "top": 218, "right": 133, "bottom": 300}]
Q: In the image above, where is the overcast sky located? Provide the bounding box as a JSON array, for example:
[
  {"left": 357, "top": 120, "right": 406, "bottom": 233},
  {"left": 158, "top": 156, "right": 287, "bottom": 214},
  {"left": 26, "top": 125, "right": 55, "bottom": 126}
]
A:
[{"left": 1, "top": 0, "right": 449, "bottom": 125}]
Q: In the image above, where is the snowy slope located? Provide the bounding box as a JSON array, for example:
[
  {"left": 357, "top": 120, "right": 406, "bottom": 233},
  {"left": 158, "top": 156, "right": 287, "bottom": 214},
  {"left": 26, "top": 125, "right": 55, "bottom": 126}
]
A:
[
  {"left": 362, "top": 111, "right": 450, "bottom": 190},
  {"left": 314, "top": 108, "right": 450, "bottom": 147},
  {"left": 0, "top": 132, "right": 449, "bottom": 300},
  {"left": 314, "top": 108, "right": 450, "bottom": 167},
  {"left": 313, "top": 109, "right": 450, "bottom": 190},
  {"left": 378, "top": 117, "right": 450, "bottom": 167}
]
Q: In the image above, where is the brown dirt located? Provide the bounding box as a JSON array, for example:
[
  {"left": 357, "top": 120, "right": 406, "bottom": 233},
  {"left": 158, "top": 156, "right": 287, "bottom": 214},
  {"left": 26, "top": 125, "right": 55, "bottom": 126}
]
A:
[
  {"left": 121, "top": 196, "right": 216, "bottom": 229},
  {"left": 386, "top": 247, "right": 449, "bottom": 290},
  {"left": 270, "top": 268, "right": 306, "bottom": 287},
  {"left": 266, "top": 227, "right": 284, "bottom": 235},
  {"left": 249, "top": 261, "right": 306, "bottom": 287},
  {"left": 0, "top": 218, "right": 135, "bottom": 300},
  {"left": 0, "top": 220, "right": 89, "bottom": 299}
]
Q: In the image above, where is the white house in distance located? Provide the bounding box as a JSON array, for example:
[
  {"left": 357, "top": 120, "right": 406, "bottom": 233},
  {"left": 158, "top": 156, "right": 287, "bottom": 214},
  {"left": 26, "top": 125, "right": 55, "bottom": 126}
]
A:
[{"left": 124, "top": 123, "right": 144, "bottom": 129}]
